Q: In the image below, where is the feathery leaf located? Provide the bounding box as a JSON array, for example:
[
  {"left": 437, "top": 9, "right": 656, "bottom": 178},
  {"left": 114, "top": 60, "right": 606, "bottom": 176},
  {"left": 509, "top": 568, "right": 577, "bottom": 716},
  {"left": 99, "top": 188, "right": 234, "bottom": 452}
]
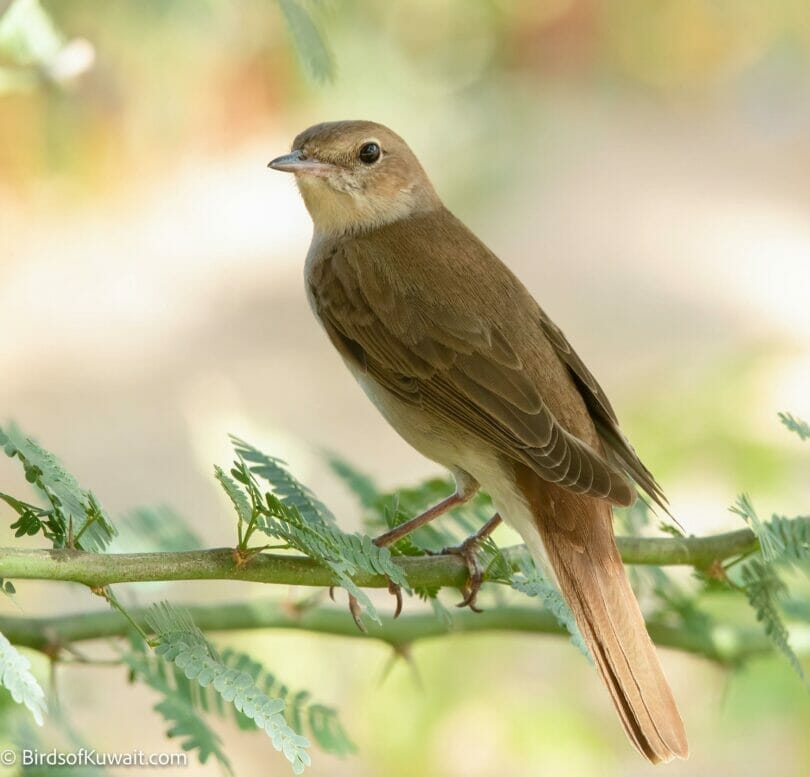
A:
[
  {"left": 731, "top": 494, "right": 784, "bottom": 562},
  {"left": 255, "top": 493, "right": 409, "bottom": 624},
  {"left": 215, "top": 466, "right": 253, "bottom": 525},
  {"left": 740, "top": 559, "right": 806, "bottom": 683},
  {"left": 511, "top": 564, "right": 589, "bottom": 659},
  {"left": 0, "top": 631, "right": 47, "bottom": 726},
  {"left": 764, "top": 515, "right": 810, "bottom": 570},
  {"left": 113, "top": 505, "right": 203, "bottom": 553},
  {"left": 218, "top": 648, "right": 355, "bottom": 757},
  {"left": 779, "top": 411, "right": 810, "bottom": 441},
  {"left": 144, "top": 603, "right": 311, "bottom": 773},
  {"left": 732, "top": 494, "right": 810, "bottom": 571},
  {"left": 124, "top": 645, "right": 231, "bottom": 771},
  {"left": 615, "top": 499, "right": 651, "bottom": 534},
  {"left": 276, "top": 0, "right": 334, "bottom": 83},
  {"left": 0, "top": 423, "right": 115, "bottom": 551},
  {"left": 232, "top": 436, "right": 336, "bottom": 525},
  {"left": 222, "top": 439, "right": 409, "bottom": 624},
  {"left": 326, "top": 454, "right": 380, "bottom": 508}
]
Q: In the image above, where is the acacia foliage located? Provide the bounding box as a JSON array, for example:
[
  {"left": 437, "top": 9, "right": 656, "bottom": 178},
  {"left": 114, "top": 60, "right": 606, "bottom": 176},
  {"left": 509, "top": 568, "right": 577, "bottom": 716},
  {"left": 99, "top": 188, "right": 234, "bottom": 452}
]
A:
[{"left": 0, "top": 416, "right": 808, "bottom": 769}]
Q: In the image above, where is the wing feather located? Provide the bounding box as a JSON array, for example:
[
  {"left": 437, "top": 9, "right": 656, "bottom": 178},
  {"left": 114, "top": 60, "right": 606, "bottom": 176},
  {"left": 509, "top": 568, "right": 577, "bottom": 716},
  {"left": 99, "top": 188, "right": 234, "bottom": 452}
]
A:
[
  {"left": 308, "top": 218, "right": 637, "bottom": 507},
  {"left": 536, "top": 308, "right": 668, "bottom": 511}
]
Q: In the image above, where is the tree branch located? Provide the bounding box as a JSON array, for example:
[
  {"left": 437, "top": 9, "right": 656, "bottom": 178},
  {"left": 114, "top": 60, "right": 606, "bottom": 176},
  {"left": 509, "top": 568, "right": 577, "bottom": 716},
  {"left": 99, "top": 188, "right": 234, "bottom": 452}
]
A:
[
  {"left": 0, "top": 529, "right": 758, "bottom": 589},
  {"left": 0, "top": 600, "right": 777, "bottom": 665},
  {"left": 0, "top": 528, "right": 790, "bottom": 665}
]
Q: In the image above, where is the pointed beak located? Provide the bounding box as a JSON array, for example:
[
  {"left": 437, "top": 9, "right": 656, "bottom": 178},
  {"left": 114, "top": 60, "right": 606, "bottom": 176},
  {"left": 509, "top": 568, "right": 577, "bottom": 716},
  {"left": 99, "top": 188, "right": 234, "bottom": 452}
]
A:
[{"left": 267, "top": 149, "right": 336, "bottom": 177}]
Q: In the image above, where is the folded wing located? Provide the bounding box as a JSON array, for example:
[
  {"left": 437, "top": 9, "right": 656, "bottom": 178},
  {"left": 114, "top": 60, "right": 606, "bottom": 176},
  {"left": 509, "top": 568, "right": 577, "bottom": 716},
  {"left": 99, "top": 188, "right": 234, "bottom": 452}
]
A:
[{"left": 309, "top": 215, "right": 640, "bottom": 507}]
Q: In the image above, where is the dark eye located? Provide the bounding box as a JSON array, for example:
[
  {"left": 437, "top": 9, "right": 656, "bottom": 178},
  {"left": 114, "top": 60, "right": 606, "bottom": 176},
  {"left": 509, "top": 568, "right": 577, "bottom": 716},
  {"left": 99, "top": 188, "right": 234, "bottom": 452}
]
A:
[{"left": 358, "top": 142, "right": 381, "bottom": 164}]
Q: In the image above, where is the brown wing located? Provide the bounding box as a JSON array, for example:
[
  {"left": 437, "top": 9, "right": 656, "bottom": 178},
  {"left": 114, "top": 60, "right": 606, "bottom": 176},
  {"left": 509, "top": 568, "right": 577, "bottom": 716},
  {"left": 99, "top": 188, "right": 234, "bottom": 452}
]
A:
[
  {"left": 536, "top": 308, "right": 668, "bottom": 511},
  {"left": 308, "top": 211, "right": 636, "bottom": 506}
]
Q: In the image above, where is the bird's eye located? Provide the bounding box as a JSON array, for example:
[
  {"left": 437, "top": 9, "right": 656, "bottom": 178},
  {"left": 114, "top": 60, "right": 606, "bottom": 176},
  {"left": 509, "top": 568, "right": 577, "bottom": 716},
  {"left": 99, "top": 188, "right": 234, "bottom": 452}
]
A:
[{"left": 358, "top": 142, "right": 381, "bottom": 164}]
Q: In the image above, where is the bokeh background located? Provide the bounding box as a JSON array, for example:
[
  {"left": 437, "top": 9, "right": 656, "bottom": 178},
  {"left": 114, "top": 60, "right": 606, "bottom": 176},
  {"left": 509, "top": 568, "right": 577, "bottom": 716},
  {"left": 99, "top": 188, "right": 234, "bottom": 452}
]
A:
[{"left": 1, "top": 0, "right": 810, "bottom": 775}]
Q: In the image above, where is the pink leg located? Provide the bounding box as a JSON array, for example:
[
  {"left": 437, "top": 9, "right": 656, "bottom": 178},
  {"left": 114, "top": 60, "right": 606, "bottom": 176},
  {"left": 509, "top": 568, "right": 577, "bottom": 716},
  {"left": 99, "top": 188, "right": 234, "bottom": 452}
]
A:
[
  {"left": 343, "top": 481, "right": 479, "bottom": 630},
  {"left": 373, "top": 490, "right": 476, "bottom": 548}
]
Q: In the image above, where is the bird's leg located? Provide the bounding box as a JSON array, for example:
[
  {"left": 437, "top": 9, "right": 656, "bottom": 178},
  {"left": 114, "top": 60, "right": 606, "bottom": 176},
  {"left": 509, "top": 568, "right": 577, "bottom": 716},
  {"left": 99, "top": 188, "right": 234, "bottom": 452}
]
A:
[
  {"left": 373, "top": 487, "right": 478, "bottom": 547},
  {"left": 440, "top": 512, "right": 503, "bottom": 612},
  {"left": 340, "top": 480, "right": 479, "bottom": 630}
]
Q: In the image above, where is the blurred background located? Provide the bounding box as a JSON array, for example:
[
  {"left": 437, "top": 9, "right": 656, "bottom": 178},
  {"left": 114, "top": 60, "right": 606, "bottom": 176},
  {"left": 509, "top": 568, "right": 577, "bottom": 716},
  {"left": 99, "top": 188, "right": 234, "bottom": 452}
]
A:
[{"left": 1, "top": 0, "right": 809, "bottom": 774}]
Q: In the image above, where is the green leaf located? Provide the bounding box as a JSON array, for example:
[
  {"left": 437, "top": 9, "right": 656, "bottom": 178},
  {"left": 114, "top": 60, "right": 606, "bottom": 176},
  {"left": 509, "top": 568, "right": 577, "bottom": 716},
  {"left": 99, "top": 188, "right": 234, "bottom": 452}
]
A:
[
  {"left": 225, "top": 438, "right": 409, "bottom": 625},
  {"left": 0, "top": 631, "right": 47, "bottom": 726},
  {"left": 615, "top": 499, "right": 651, "bottom": 534},
  {"left": 731, "top": 494, "right": 784, "bottom": 562},
  {"left": 326, "top": 454, "right": 380, "bottom": 508},
  {"left": 124, "top": 646, "right": 231, "bottom": 771},
  {"left": 740, "top": 559, "right": 806, "bottom": 684},
  {"left": 511, "top": 564, "right": 590, "bottom": 660},
  {"left": 307, "top": 704, "right": 355, "bottom": 757},
  {"left": 783, "top": 598, "right": 810, "bottom": 623},
  {"left": 231, "top": 436, "right": 336, "bottom": 525},
  {"left": 255, "top": 491, "right": 410, "bottom": 625},
  {"left": 113, "top": 505, "right": 203, "bottom": 553},
  {"left": 414, "top": 586, "right": 454, "bottom": 628},
  {"left": 326, "top": 455, "right": 513, "bottom": 617},
  {"left": 732, "top": 495, "right": 810, "bottom": 571},
  {"left": 764, "top": 515, "right": 810, "bottom": 570},
  {"left": 215, "top": 466, "right": 253, "bottom": 525},
  {"left": 657, "top": 521, "right": 685, "bottom": 538},
  {"left": 276, "top": 0, "right": 334, "bottom": 83},
  {"left": 779, "top": 411, "right": 810, "bottom": 441},
  {"left": 218, "top": 649, "right": 355, "bottom": 757},
  {"left": 144, "top": 603, "right": 311, "bottom": 773},
  {"left": 0, "top": 423, "right": 116, "bottom": 551},
  {"left": 1, "top": 497, "right": 51, "bottom": 539},
  {"left": 145, "top": 601, "right": 207, "bottom": 648}
]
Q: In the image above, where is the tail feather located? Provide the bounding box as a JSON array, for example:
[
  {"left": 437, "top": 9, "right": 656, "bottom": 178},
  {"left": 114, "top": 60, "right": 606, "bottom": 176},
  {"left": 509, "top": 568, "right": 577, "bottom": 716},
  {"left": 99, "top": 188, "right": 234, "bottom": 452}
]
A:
[{"left": 517, "top": 469, "right": 688, "bottom": 763}]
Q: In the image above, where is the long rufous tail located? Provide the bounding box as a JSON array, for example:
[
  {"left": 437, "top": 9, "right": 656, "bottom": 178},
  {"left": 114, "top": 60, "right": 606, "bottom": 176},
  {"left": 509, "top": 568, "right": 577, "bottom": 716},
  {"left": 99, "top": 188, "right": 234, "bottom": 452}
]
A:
[{"left": 517, "top": 467, "right": 688, "bottom": 764}]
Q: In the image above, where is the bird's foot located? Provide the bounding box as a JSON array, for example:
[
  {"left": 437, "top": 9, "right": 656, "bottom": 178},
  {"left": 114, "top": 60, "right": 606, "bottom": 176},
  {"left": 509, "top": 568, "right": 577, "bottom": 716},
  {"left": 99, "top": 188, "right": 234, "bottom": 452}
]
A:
[
  {"left": 370, "top": 534, "right": 404, "bottom": 620},
  {"left": 330, "top": 486, "right": 484, "bottom": 630},
  {"left": 333, "top": 480, "right": 479, "bottom": 629},
  {"left": 439, "top": 513, "right": 503, "bottom": 612},
  {"left": 440, "top": 536, "right": 486, "bottom": 612}
]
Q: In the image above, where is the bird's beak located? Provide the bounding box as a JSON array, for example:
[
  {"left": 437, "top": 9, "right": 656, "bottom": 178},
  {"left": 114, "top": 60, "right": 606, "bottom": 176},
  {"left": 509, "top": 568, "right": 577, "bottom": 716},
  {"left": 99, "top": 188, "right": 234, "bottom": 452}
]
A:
[{"left": 267, "top": 149, "right": 336, "bottom": 177}]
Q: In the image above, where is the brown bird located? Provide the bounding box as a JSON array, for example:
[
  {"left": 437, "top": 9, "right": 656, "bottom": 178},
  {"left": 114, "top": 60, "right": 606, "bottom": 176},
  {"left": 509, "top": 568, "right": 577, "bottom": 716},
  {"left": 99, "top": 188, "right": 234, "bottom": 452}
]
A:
[{"left": 268, "top": 120, "right": 688, "bottom": 764}]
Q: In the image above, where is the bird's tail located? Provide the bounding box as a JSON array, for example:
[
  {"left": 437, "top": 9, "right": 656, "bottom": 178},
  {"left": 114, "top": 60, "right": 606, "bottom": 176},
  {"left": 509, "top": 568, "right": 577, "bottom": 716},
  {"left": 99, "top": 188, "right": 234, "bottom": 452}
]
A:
[{"left": 516, "top": 468, "right": 688, "bottom": 764}]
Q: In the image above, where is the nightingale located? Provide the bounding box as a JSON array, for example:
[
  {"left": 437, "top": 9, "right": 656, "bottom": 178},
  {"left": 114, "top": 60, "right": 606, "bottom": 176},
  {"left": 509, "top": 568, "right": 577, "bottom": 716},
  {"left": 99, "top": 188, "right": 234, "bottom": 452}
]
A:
[{"left": 268, "top": 120, "right": 688, "bottom": 764}]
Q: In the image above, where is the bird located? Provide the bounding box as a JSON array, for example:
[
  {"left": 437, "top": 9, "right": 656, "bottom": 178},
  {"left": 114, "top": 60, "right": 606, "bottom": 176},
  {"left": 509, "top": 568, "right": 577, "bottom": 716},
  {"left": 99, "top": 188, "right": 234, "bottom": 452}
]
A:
[{"left": 267, "top": 120, "right": 688, "bottom": 764}]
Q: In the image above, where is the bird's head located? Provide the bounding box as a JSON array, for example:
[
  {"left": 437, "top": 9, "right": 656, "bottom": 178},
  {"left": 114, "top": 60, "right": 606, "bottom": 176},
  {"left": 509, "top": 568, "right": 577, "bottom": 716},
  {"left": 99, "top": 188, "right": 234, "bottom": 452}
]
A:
[{"left": 268, "top": 120, "right": 441, "bottom": 236}]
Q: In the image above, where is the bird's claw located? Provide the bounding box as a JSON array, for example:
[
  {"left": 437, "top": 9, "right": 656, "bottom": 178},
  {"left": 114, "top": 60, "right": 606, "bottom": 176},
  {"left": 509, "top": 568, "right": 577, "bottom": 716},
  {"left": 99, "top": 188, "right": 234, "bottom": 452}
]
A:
[
  {"left": 441, "top": 535, "right": 487, "bottom": 612},
  {"left": 336, "top": 578, "right": 403, "bottom": 633},
  {"left": 388, "top": 579, "right": 403, "bottom": 619},
  {"left": 373, "top": 533, "right": 403, "bottom": 618},
  {"left": 347, "top": 593, "right": 367, "bottom": 633}
]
